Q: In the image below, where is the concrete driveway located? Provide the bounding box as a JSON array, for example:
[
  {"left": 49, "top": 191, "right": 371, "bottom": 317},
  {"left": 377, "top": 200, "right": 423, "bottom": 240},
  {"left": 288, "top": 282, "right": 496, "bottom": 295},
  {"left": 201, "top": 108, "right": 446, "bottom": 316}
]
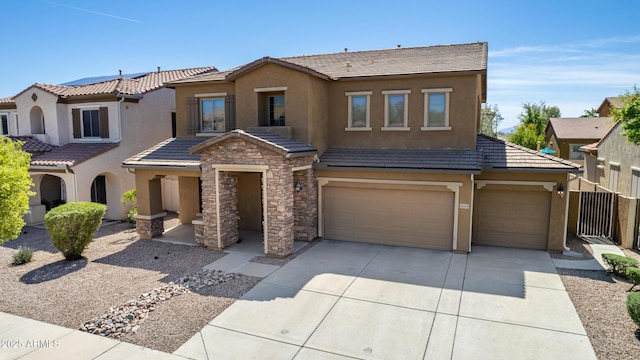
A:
[{"left": 176, "top": 241, "right": 597, "bottom": 360}]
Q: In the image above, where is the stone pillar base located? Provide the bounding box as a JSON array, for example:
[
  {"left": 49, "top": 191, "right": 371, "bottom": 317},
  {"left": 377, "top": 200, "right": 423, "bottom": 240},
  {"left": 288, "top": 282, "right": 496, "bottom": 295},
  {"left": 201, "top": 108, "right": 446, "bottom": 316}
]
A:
[{"left": 135, "top": 213, "right": 166, "bottom": 239}]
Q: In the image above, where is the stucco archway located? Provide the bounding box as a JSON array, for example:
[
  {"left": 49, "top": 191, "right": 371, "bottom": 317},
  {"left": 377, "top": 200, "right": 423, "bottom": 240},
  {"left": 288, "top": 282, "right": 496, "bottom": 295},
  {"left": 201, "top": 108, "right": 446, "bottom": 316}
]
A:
[{"left": 29, "top": 106, "right": 44, "bottom": 134}]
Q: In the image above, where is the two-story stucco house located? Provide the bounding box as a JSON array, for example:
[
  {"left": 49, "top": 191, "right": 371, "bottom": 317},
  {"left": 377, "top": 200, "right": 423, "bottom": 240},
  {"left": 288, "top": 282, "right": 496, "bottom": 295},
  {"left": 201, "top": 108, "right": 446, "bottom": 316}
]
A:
[
  {"left": 124, "top": 43, "right": 581, "bottom": 257},
  {"left": 0, "top": 67, "right": 215, "bottom": 222}
]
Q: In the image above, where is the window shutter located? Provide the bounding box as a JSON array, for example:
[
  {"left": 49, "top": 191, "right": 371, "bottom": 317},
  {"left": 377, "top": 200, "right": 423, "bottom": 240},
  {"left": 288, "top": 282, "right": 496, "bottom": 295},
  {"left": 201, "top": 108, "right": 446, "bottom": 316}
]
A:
[
  {"left": 72, "top": 109, "right": 81, "bottom": 138},
  {"left": 225, "top": 94, "right": 236, "bottom": 131},
  {"left": 187, "top": 97, "right": 198, "bottom": 134},
  {"left": 99, "top": 107, "right": 109, "bottom": 139}
]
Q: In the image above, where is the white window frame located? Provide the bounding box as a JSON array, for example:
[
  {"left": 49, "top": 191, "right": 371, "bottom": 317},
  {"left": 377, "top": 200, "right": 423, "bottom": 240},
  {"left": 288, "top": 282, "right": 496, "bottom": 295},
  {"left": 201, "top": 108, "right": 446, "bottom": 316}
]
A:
[
  {"left": 81, "top": 107, "right": 101, "bottom": 138},
  {"left": 382, "top": 90, "right": 410, "bottom": 131},
  {"left": 609, "top": 162, "right": 620, "bottom": 192},
  {"left": 200, "top": 97, "right": 226, "bottom": 133},
  {"left": 0, "top": 113, "right": 8, "bottom": 135},
  {"left": 345, "top": 91, "right": 372, "bottom": 131},
  {"left": 421, "top": 88, "right": 452, "bottom": 131}
]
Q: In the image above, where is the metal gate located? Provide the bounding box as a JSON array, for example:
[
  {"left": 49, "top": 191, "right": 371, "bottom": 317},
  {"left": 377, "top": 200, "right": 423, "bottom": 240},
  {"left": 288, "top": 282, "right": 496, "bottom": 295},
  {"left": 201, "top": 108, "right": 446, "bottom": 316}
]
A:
[{"left": 577, "top": 191, "right": 615, "bottom": 239}]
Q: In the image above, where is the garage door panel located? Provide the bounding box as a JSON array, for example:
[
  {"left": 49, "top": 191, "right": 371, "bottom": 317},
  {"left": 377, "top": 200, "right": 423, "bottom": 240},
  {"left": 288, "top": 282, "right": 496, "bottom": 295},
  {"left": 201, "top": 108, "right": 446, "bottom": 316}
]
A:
[
  {"left": 324, "top": 186, "right": 454, "bottom": 250},
  {"left": 475, "top": 189, "right": 550, "bottom": 250}
]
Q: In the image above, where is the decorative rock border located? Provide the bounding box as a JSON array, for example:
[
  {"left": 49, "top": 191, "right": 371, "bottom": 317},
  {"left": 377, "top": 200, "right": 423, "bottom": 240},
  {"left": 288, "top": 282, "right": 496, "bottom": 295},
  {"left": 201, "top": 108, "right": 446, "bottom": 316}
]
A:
[{"left": 80, "top": 269, "right": 237, "bottom": 338}]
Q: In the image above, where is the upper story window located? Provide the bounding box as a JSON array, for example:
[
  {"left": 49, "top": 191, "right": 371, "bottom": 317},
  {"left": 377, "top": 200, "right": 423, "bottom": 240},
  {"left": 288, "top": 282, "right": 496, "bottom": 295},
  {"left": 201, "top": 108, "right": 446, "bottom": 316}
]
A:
[
  {"left": 568, "top": 144, "right": 585, "bottom": 160},
  {"left": 345, "top": 91, "right": 372, "bottom": 131},
  {"left": 201, "top": 98, "right": 225, "bottom": 132},
  {"left": 255, "top": 87, "right": 287, "bottom": 127},
  {"left": 0, "top": 113, "right": 8, "bottom": 135},
  {"left": 269, "top": 95, "right": 285, "bottom": 126},
  {"left": 422, "top": 88, "right": 452, "bottom": 131},
  {"left": 382, "top": 90, "right": 410, "bottom": 131},
  {"left": 72, "top": 107, "right": 109, "bottom": 139}
]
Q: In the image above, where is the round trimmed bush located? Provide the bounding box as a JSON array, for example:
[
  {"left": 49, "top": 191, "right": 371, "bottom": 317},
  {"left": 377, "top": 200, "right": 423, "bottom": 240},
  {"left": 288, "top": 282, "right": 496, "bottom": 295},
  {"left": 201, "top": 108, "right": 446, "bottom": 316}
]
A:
[
  {"left": 44, "top": 202, "right": 106, "bottom": 260},
  {"left": 627, "top": 292, "right": 640, "bottom": 328}
]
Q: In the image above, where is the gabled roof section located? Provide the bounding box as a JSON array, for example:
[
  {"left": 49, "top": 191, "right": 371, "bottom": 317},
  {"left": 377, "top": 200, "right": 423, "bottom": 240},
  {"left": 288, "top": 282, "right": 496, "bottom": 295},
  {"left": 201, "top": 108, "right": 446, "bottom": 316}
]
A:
[
  {"left": 122, "top": 137, "right": 205, "bottom": 170},
  {"left": 547, "top": 117, "right": 614, "bottom": 140},
  {"left": 190, "top": 130, "right": 317, "bottom": 157},
  {"left": 317, "top": 148, "right": 483, "bottom": 173},
  {"left": 477, "top": 134, "right": 581, "bottom": 173},
  {"left": 30, "top": 143, "right": 118, "bottom": 167},
  {"left": 597, "top": 96, "right": 624, "bottom": 115},
  {"left": 8, "top": 136, "right": 55, "bottom": 153},
  {"left": 226, "top": 57, "right": 332, "bottom": 81},
  {"left": 13, "top": 67, "right": 217, "bottom": 99}
]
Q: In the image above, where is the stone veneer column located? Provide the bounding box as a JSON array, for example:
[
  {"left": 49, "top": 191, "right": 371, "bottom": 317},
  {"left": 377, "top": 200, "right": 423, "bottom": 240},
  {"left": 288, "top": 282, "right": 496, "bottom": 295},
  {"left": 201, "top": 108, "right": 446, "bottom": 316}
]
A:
[
  {"left": 217, "top": 172, "right": 238, "bottom": 248},
  {"left": 293, "top": 168, "right": 318, "bottom": 241},
  {"left": 266, "top": 165, "right": 295, "bottom": 257},
  {"left": 135, "top": 213, "right": 166, "bottom": 239},
  {"left": 199, "top": 168, "right": 239, "bottom": 250},
  {"left": 200, "top": 164, "right": 219, "bottom": 249}
]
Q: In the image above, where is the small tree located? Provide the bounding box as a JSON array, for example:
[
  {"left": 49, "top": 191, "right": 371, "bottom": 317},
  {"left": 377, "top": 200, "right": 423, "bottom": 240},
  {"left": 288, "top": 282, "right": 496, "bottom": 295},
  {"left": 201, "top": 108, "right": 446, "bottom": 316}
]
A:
[
  {"left": 44, "top": 202, "right": 106, "bottom": 260},
  {"left": 611, "top": 86, "right": 640, "bottom": 145},
  {"left": 509, "top": 124, "right": 545, "bottom": 150},
  {"left": 0, "top": 137, "right": 35, "bottom": 245},
  {"left": 508, "top": 102, "right": 560, "bottom": 149},
  {"left": 581, "top": 108, "right": 598, "bottom": 118}
]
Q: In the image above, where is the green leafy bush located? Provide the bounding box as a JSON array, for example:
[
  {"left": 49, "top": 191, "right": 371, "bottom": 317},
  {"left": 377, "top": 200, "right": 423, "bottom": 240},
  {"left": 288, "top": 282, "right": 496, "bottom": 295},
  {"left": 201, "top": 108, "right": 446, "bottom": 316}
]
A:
[
  {"left": 627, "top": 267, "right": 640, "bottom": 292},
  {"left": 627, "top": 292, "right": 640, "bottom": 327},
  {"left": 121, "top": 189, "right": 137, "bottom": 224},
  {"left": 602, "top": 253, "right": 639, "bottom": 276},
  {"left": 12, "top": 246, "right": 33, "bottom": 265},
  {"left": 44, "top": 202, "right": 106, "bottom": 260}
]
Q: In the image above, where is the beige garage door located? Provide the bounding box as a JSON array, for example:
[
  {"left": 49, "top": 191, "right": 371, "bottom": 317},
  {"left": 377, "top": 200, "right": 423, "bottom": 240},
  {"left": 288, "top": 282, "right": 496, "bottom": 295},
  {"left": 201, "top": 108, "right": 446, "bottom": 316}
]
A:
[
  {"left": 323, "top": 186, "right": 454, "bottom": 250},
  {"left": 475, "top": 188, "right": 550, "bottom": 249}
]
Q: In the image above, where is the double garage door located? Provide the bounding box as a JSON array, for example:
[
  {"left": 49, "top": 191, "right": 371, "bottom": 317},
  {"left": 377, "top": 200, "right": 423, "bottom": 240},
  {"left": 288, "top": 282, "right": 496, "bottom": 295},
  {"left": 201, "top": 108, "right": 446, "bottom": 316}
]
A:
[
  {"left": 323, "top": 185, "right": 454, "bottom": 250},
  {"left": 474, "top": 188, "right": 550, "bottom": 250}
]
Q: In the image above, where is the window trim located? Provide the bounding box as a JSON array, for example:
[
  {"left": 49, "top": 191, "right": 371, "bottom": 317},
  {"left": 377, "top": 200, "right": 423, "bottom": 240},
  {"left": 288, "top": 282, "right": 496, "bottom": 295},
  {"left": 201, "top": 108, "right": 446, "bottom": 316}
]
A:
[
  {"left": 345, "top": 91, "right": 372, "bottom": 131},
  {"left": 0, "top": 113, "right": 8, "bottom": 135},
  {"left": 81, "top": 108, "right": 101, "bottom": 138},
  {"left": 200, "top": 97, "right": 226, "bottom": 133},
  {"left": 382, "top": 90, "right": 410, "bottom": 131},
  {"left": 421, "top": 88, "right": 452, "bottom": 131}
]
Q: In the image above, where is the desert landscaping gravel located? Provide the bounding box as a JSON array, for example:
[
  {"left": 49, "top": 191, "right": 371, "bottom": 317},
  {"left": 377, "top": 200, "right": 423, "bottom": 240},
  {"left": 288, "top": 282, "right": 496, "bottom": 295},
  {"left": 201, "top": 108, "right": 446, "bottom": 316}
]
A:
[{"left": 0, "top": 220, "right": 261, "bottom": 353}]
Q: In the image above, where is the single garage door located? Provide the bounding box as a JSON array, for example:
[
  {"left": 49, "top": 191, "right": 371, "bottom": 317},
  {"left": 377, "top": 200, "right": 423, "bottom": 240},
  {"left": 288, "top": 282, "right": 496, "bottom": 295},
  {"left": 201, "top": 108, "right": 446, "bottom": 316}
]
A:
[
  {"left": 323, "top": 185, "right": 454, "bottom": 250},
  {"left": 475, "top": 188, "right": 550, "bottom": 249}
]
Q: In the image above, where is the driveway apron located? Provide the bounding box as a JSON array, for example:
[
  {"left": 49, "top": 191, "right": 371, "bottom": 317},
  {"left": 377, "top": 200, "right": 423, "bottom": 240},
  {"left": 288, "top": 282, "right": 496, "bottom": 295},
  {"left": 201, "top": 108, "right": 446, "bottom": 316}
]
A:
[{"left": 175, "top": 241, "right": 597, "bottom": 360}]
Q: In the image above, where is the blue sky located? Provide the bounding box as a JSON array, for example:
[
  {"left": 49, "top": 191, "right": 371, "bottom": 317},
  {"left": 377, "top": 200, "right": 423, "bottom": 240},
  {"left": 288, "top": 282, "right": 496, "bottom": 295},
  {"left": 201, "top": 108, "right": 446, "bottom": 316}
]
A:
[{"left": 2, "top": 0, "right": 639, "bottom": 129}]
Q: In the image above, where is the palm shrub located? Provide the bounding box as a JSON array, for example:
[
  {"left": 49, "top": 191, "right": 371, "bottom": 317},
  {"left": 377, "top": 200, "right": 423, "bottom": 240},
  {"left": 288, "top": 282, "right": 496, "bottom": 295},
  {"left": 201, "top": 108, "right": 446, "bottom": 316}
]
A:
[
  {"left": 627, "top": 292, "right": 640, "bottom": 327},
  {"left": 601, "top": 253, "right": 638, "bottom": 276},
  {"left": 44, "top": 202, "right": 106, "bottom": 260}
]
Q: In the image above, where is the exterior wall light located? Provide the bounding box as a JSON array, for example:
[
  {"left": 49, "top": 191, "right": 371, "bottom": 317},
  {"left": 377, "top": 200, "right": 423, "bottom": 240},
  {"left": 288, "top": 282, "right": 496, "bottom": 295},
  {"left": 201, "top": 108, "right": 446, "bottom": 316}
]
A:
[
  {"left": 295, "top": 182, "right": 303, "bottom": 192},
  {"left": 557, "top": 183, "right": 565, "bottom": 198}
]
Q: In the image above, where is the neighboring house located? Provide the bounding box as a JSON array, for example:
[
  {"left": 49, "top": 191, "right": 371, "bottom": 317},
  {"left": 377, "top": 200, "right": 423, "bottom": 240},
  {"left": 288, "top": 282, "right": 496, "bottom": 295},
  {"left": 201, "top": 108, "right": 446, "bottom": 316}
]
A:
[
  {"left": 0, "top": 67, "right": 216, "bottom": 223},
  {"left": 124, "top": 42, "right": 580, "bottom": 257},
  {"left": 544, "top": 117, "right": 614, "bottom": 166},
  {"left": 597, "top": 96, "right": 623, "bottom": 117}
]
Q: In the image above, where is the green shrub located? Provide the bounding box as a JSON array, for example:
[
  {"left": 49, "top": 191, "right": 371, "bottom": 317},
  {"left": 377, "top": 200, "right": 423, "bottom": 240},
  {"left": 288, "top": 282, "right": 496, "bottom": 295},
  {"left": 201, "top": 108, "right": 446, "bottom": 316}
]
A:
[
  {"left": 627, "top": 267, "right": 640, "bottom": 292},
  {"left": 12, "top": 246, "right": 33, "bottom": 265},
  {"left": 44, "top": 202, "right": 106, "bottom": 260},
  {"left": 121, "top": 189, "right": 137, "bottom": 224},
  {"left": 627, "top": 292, "right": 640, "bottom": 327},
  {"left": 602, "top": 253, "right": 639, "bottom": 276}
]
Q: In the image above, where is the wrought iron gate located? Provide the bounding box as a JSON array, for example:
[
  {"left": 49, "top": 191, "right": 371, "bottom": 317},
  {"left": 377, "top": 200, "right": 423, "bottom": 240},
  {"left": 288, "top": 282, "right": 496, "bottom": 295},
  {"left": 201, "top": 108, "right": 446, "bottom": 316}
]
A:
[{"left": 577, "top": 191, "right": 615, "bottom": 239}]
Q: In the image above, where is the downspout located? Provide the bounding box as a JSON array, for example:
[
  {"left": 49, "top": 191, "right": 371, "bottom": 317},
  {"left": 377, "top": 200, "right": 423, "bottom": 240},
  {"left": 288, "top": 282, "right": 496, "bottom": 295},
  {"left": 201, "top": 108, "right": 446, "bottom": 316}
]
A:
[{"left": 562, "top": 175, "right": 579, "bottom": 251}]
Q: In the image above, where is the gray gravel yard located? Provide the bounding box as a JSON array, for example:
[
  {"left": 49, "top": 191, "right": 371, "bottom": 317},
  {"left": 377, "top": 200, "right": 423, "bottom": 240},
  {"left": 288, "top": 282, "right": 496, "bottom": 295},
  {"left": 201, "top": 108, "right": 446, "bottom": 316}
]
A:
[
  {"left": 557, "top": 236, "right": 640, "bottom": 360},
  {"left": 0, "top": 221, "right": 261, "bottom": 353}
]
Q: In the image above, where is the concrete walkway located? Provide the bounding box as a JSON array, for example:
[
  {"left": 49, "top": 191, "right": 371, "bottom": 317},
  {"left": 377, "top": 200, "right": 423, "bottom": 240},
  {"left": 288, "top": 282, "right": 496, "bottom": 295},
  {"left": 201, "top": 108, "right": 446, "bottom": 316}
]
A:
[
  {"left": 552, "top": 243, "right": 625, "bottom": 270},
  {"left": 175, "top": 242, "right": 597, "bottom": 360}
]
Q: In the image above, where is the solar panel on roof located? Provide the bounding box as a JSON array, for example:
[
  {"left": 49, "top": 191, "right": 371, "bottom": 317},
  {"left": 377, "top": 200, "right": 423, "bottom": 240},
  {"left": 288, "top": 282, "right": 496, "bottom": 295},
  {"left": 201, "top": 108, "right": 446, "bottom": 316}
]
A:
[{"left": 60, "top": 72, "right": 148, "bottom": 86}]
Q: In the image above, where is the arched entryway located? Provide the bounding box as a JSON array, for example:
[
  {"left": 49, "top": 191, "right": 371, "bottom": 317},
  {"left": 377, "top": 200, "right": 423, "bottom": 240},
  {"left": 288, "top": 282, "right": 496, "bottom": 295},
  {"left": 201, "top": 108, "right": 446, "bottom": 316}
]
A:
[
  {"left": 40, "top": 174, "right": 66, "bottom": 210},
  {"left": 30, "top": 106, "right": 45, "bottom": 134},
  {"left": 91, "top": 175, "right": 107, "bottom": 204}
]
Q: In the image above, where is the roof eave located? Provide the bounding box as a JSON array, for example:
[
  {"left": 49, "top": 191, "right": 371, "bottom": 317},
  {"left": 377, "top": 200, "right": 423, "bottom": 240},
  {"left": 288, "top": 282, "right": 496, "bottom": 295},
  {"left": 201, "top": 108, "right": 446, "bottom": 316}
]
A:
[
  {"left": 484, "top": 167, "right": 583, "bottom": 174},
  {"left": 314, "top": 163, "right": 482, "bottom": 174}
]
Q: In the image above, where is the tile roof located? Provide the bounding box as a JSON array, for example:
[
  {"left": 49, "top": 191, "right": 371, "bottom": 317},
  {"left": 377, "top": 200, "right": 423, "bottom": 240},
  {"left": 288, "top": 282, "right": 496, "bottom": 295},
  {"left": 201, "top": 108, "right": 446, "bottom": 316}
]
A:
[
  {"left": 168, "top": 42, "right": 487, "bottom": 85},
  {"left": 477, "top": 134, "right": 581, "bottom": 172},
  {"left": 7, "top": 136, "right": 55, "bottom": 153},
  {"left": 547, "top": 117, "right": 614, "bottom": 140},
  {"left": 14, "top": 67, "right": 217, "bottom": 99},
  {"left": 0, "top": 96, "right": 14, "bottom": 104},
  {"left": 579, "top": 142, "right": 599, "bottom": 153},
  {"left": 190, "top": 130, "right": 317, "bottom": 156},
  {"left": 122, "top": 137, "right": 205, "bottom": 169},
  {"left": 317, "top": 148, "right": 483, "bottom": 172},
  {"left": 30, "top": 143, "right": 118, "bottom": 167},
  {"left": 167, "top": 69, "right": 237, "bottom": 85}
]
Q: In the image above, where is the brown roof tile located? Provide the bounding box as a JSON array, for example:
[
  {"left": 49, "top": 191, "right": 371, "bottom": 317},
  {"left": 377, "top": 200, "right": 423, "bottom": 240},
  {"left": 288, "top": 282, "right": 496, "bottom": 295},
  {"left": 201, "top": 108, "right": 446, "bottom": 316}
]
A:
[
  {"left": 190, "top": 130, "right": 317, "bottom": 156},
  {"left": 8, "top": 136, "right": 55, "bottom": 153},
  {"left": 0, "top": 96, "right": 14, "bottom": 104},
  {"left": 477, "top": 134, "right": 581, "bottom": 172},
  {"left": 317, "top": 148, "right": 483, "bottom": 172},
  {"left": 15, "top": 67, "right": 217, "bottom": 99},
  {"left": 548, "top": 117, "right": 614, "bottom": 140},
  {"left": 31, "top": 143, "right": 118, "bottom": 167},
  {"left": 123, "top": 137, "right": 205, "bottom": 169}
]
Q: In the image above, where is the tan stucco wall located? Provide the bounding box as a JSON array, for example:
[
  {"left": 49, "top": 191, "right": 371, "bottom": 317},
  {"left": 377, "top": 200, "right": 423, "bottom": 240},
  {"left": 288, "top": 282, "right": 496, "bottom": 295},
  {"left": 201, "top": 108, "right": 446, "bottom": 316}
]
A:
[
  {"left": 174, "top": 82, "right": 236, "bottom": 138},
  {"left": 316, "top": 169, "right": 474, "bottom": 252},
  {"left": 597, "top": 122, "right": 640, "bottom": 197},
  {"left": 325, "top": 74, "right": 480, "bottom": 150},
  {"left": 134, "top": 168, "right": 201, "bottom": 216},
  {"left": 475, "top": 171, "right": 568, "bottom": 251},
  {"left": 307, "top": 76, "right": 329, "bottom": 154}
]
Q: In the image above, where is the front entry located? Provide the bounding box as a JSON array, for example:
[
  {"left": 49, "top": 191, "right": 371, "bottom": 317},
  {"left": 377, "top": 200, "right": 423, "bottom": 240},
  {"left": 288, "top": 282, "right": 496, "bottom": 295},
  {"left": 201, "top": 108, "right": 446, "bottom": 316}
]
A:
[{"left": 236, "top": 172, "right": 263, "bottom": 233}]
